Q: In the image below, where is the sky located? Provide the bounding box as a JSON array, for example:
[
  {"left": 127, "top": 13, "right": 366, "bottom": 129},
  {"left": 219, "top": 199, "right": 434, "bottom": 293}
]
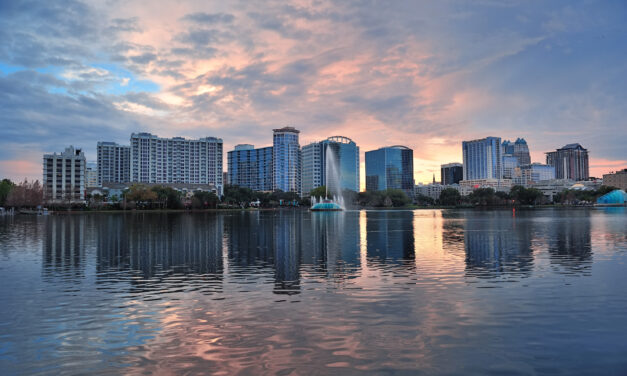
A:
[{"left": 0, "top": 0, "right": 626, "bottom": 187}]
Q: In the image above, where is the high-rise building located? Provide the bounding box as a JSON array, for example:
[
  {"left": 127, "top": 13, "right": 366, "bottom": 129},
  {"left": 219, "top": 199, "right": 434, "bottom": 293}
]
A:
[
  {"left": 272, "top": 127, "right": 301, "bottom": 194},
  {"left": 43, "top": 146, "right": 86, "bottom": 203},
  {"left": 86, "top": 162, "right": 98, "bottom": 188},
  {"left": 365, "top": 146, "right": 414, "bottom": 197},
  {"left": 501, "top": 138, "right": 531, "bottom": 179},
  {"left": 227, "top": 144, "right": 273, "bottom": 191},
  {"left": 513, "top": 138, "right": 531, "bottom": 166},
  {"left": 441, "top": 163, "right": 463, "bottom": 185},
  {"left": 301, "top": 136, "right": 359, "bottom": 196},
  {"left": 518, "top": 163, "right": 555, "bottom": 185},
  {"left": 603, "top": 169, "right": 627, "bottom": 190},
  {"left": 462, "top": 137, "right": 502, "bottom": 180},
  {"left": 501, "top": 140, "right": 515, "bottom": 155},
  {"left": 301, "top": 142, "right": 322, "bottom": 196},
  {"left": 502, "top": 155, "right": 519, "bottom": 179},
  {"left": 97, "top": 142, "right": 130, "bottom": 185},
  {"left": 546, "top": 143, "right": 589, "bottom": 181},
  {"left": 130, "top": 133, "right": 223, "bottom": 195}
]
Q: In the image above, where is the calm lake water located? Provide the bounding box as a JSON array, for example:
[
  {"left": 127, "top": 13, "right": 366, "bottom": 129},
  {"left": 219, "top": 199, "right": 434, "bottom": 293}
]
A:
[{"left": 1, "top": 208, "right": 626, "bottom": 375}]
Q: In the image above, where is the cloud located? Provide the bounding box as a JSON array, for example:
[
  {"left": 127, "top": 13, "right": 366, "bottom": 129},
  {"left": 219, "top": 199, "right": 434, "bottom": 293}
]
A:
[
  {"left": 0, "top": 0, "right": 626, "bottom": 184},
  {"left": 181, "top": 12, "right": 235, "bottom": 24}
]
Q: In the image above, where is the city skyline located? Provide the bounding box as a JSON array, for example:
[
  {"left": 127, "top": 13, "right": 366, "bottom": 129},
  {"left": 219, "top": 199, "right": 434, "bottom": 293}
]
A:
[{"left": 1, "top": 1, "right": 626, "bottom": 186}]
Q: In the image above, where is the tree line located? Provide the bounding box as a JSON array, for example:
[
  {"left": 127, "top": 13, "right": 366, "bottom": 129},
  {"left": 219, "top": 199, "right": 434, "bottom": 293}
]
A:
[
  {"left": 0, "top": 177, "right": 620, "bottom": 210},
  {"left": 0, "top": 179, "right": 43, "bottom": 208}
]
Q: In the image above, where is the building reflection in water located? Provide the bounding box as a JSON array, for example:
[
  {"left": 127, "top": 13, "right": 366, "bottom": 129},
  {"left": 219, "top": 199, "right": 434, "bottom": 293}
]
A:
[
  {"left": 365, "top": 211, "right": 415, "bottom": 268},
  {"left": 461, "top": 211, "right": 534, "bottom": 279},
  {"left": 452, "top": 210, "right": 593, "bottom": 279},
  {"left": 43, "top": 216, "right": 87, "bottom": 282},
  {"left": 225, "top": 211, "right": 361, "bottom": 295},
  {"left": 40, "top": 209, "right": 595, "bottom": 294},
  {"left": 96, "top": 214, "right": 224, "bottom": 279},
  {"left": 546, "top": 211, "right": 592, "bottom": 274},
  {"left": 305, "top": 211, "right": 360, "bottom": 279}
]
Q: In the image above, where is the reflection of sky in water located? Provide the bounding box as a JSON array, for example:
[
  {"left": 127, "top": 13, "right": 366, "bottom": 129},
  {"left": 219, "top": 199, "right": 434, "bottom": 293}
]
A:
[{"left": 0, "top": 208, "right": 626, "bottom": 374}]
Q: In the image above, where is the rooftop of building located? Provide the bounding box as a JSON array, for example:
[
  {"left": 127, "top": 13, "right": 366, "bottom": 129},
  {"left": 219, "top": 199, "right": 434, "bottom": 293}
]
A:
[
  {"left": 130, "top": 133, "right": 223, "bottom": 142},
  {"left": 234, "top": 144, "right": 254, "bottom": 150},
  {"left": 441, "top": 162, "right": 463, "bottom": 168},
  {"left": 365, "top": 145, "right": 413, "bottom": 153},
  {"left": 44, "top": 146, "right": 84, "bottom": 158},
  {"left": 558, "top": 143, "right": 587, "bottom": 151},
  {"left": 463, "top": 136, "right": 501, "bottom": 143},
  {"left": 604, "top": 169, "right": 627, "bottom": 175},
  {"left": 273, "top": 126, "right": 300, "bottom": 133},
  {"left": 325, "top": 136, "right": 355, "bottom": 145}
]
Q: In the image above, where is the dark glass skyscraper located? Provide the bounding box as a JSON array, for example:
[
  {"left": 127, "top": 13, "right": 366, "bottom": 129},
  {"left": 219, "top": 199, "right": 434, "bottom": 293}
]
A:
[
  {"left": 365, "top": 146, "right": 414, "bottom": 196},
  {"left": 441, "top": 163, "right": 463, "bottom": 185}
]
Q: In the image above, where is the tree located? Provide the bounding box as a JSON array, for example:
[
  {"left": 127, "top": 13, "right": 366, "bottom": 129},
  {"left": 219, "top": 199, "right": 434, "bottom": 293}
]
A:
[
  {"left": 124, "top": 184, "right": 158, "bottom": 208},
  {"left": 356, "top": 189, "right": 410, "bottom": 207},
  {"left": 0, "top": 179, "right": 15, "bottom": 207},
  {"left": 438, "top": 188, "right": 461, "bottom": 206},
  {"left": 510, "top": 185, "right": 543, "bottom": 205},
  {"left": 223, "top": 185, "right": 255, "bottom": 207},
  {"left": 467, "top": 188, "right": 496, "bottom": 206},
  {"left": 151, "top": 186, "right": 183, "bottom": 209},
  {"left": 385, "top": 189, "right": 411, "bottom": 207},
  {"left": 6, "top": 179, "right": 43, "bottom": 208},
  {"left": 415, "top": 193, "right": 435, "bottom": 206},
  {"left": 357, "top": 191, "right": 383, "bottom": 207},
  {"left": 191, "top": 191, "right": 219, "bottom": 209},
  {"left": 309, "top": 185, "right": 328, "bottom": 199}
]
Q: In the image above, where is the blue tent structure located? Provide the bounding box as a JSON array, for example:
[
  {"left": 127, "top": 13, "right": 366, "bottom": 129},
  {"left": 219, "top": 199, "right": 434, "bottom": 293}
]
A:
[{"left": 596, "top": 189, "right": 627, "bottom": 205}]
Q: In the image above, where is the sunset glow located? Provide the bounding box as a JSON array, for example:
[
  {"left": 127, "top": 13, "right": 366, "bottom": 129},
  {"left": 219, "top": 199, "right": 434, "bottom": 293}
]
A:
[{"left": 0, "top": 1, "right": 625, "bottom": 184}]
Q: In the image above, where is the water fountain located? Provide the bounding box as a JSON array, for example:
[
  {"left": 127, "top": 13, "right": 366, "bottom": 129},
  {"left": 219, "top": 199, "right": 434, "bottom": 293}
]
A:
[{"left": 311, "top": 144, "right": 344, "bottom": 211}]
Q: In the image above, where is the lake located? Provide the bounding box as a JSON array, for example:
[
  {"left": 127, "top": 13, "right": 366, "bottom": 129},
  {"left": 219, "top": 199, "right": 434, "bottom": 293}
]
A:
[{"left": 1, "top": 208, "right": 626, "bottom": 375}]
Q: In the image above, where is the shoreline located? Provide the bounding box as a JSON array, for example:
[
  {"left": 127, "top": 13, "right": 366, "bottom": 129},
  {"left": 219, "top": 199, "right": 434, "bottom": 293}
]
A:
[{"left": 4, "top": 204, "right": 624, "bottom": 216}]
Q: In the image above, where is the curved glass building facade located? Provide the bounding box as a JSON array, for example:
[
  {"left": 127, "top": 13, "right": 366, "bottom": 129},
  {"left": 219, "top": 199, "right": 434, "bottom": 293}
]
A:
[
  {"left": 301, "top": 136, "right": 359, "bottom": 196},
  {"left": 365, "top": 146, "right": 414, "bottom": 197}
]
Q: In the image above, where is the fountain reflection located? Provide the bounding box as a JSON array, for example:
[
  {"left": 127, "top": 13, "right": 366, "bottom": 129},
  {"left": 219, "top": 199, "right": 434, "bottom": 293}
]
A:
[{"left": 225, "top": 211, "right": 361, "bottom": 295}]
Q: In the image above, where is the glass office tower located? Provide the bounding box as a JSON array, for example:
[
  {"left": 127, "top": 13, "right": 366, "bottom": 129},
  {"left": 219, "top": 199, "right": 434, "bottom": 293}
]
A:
[
  {"left": 227, "top": 144, "right": 273, "bottom": 191},
  {"left": 462, "top": 137, "right": 503, "bottom": 180},
  {"left": 301, "top": 136, "right": 360, "bottom": 196},
  {"left": 272, "top": 127, "right": 301, "bottom": 194},
  {"left": 365, "top": 146, "right": 414, "bottom": 196},
  {"left": 441, "top": 162, "right": 463, "bottom": 185}
]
